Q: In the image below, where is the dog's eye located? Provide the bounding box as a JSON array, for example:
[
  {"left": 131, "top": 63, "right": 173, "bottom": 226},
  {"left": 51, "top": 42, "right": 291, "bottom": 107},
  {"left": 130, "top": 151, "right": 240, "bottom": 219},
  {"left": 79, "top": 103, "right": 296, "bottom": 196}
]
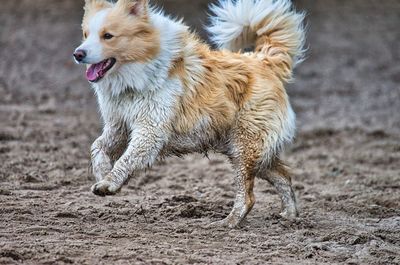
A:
[
  {"left": 83, "top": 32, "right": 88, "bottom": 39},
  {"left": 103, "top": 33, "right": 114, "bottom": 40}
]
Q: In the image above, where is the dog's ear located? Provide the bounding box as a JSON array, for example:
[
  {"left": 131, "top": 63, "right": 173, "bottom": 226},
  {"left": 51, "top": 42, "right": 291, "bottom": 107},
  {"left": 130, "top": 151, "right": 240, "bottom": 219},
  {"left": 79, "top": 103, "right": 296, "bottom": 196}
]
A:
[
  {"left": 117, "top": 0, "right": 148, "bottom": 16},
  {"left": 84, "top": 0, "right": 112, "bottom": 12}
]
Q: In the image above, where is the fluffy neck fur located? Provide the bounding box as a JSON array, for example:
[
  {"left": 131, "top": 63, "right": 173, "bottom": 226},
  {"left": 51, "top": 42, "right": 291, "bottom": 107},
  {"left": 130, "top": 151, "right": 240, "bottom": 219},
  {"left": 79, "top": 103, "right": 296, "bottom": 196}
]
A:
[{"left": 92, "top": 10, "right": 189, "bottom": 97}]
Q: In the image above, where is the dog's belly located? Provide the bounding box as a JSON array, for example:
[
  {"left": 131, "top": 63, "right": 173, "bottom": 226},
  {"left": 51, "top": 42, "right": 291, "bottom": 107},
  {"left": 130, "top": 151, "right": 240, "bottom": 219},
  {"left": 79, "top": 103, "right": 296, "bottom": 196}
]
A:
[
  {"left": 161, "top": 130, "right": 228, "bottom": 158},
  {"left": 162, "top": 134, "right": 209, "bottom": 157}
]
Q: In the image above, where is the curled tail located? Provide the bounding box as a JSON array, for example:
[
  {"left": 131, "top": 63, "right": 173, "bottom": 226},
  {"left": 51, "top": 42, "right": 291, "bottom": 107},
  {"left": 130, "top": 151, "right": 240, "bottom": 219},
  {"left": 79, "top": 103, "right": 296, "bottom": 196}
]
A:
[{"left": 207, "top": 0, "right": 306, "bottom": 81}]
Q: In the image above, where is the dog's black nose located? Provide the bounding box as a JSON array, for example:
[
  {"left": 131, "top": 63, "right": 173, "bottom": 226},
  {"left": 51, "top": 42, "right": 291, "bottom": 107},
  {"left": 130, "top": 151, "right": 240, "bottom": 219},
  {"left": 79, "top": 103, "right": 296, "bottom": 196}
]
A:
[{"left": 73, "top": 50, "right": 86, "bottom": 62}]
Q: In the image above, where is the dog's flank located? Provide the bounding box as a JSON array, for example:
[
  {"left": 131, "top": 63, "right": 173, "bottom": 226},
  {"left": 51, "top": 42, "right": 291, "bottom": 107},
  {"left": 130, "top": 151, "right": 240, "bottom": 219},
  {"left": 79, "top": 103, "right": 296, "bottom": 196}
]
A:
[{"left": 75, "top": 0, "right": 306, "bottom": 228}]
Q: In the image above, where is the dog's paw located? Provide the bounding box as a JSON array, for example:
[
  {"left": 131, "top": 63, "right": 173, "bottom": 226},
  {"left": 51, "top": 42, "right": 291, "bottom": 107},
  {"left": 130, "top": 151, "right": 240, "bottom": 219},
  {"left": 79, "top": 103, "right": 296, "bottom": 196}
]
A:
[
  {"left": 279, "top": 207, "right": 298, "bottom": 220},
  {"left": 206, "top": 216, "right": 242, "bottom": 229},
  {"left": 91, "top": 180, "right": 119, "bottom": 197}
]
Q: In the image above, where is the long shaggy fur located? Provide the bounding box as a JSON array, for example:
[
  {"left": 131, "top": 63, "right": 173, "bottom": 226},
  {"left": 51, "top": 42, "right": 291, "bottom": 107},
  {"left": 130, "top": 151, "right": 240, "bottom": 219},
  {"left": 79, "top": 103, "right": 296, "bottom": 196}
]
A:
[
  {"left": 207, "top": 0, "right": 306, "bottom": 80},
  {"left": 74, "top": 0, "right": 306, "bottom": 228}
]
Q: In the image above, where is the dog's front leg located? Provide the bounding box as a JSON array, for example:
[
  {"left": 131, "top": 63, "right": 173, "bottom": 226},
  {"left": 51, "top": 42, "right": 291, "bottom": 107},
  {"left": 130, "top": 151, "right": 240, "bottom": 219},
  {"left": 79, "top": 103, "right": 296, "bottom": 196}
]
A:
[
  {"left": 91, "top": 122, "right": 127, "bottom": 182},
  {"left": 91, "top": 123, "right": 166, "bottom": 196}
]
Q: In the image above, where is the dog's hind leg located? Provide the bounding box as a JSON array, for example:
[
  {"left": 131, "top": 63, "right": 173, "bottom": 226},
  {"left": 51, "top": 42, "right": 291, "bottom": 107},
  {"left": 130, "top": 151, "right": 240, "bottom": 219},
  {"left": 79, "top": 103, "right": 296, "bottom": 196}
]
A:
[
  {"left": 210, "top": 134, "right": 261, "bottom": 228},
  {"left": 257, "top": 158, "right": 298, "bottom": 219},
  {"left": 212, "top": 157, "right": 256, "bottom": 228}
]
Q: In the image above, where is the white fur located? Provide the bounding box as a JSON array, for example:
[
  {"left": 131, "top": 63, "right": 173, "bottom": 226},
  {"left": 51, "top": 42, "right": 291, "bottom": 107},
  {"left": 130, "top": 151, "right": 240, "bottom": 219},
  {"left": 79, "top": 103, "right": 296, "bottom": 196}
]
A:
[
  {"left": 92, "top": 11, "right": 187, "bottom": 131},
  {"left": 75, "top": 9, "right": 111, "bottom": 64},
  {"left": 258, "top": 100, "right": 296, "bottom": 166},
  {"left": 207, "top": 0, "right": 306, "bottom": 66},
  {"left": 284, "top": 103, "right": 296, "bottom": 144},
  {"left": 93, "top": 11, "right": 187, "bottom": 96},
  {"left": 93, "top": 11, "right": 187, "bottom": 125},
  {"left": 88, "top": 9, "right": 188, "bottom": 189}
]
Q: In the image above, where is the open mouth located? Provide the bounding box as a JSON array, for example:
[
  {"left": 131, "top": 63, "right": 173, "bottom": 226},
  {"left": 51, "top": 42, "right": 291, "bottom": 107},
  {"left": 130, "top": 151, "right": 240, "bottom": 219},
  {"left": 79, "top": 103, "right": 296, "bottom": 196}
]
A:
[{"left": 86, "top": 58, "right": 116, "bottom": 83}]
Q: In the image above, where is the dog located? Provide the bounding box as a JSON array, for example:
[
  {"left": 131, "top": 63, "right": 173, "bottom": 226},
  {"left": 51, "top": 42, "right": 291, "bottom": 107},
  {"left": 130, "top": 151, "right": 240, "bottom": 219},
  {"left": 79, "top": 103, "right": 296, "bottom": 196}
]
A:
[{"left": 73, "top": 0, "right": 305, "bottom": 228}]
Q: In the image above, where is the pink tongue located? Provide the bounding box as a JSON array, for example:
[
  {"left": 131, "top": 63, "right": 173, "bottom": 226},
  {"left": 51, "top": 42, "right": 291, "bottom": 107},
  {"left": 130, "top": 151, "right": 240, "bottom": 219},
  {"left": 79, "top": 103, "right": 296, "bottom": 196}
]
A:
[{"left": 86, "top": 62, "right": 105, "bottom": 81}]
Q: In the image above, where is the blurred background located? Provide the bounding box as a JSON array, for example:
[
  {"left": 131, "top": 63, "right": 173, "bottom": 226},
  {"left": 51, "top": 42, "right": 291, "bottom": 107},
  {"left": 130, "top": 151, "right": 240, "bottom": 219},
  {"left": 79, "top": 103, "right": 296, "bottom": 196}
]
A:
[{"left": 1, "top": 1, "right": 399, "bottom": 264}]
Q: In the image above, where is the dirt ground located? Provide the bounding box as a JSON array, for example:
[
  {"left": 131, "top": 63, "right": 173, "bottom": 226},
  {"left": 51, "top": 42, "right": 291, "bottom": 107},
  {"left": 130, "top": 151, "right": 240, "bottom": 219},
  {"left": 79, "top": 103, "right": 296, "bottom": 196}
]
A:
[{"left": 1, "top": 0, "right": 400, "bottom": 264}]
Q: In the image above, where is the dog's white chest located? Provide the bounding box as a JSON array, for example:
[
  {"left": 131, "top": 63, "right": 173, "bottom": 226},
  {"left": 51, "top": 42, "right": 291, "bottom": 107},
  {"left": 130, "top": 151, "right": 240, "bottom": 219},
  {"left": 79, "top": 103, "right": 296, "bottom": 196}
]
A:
[{"left": 94, "top": 80, "right": 183, "bottom": 133}]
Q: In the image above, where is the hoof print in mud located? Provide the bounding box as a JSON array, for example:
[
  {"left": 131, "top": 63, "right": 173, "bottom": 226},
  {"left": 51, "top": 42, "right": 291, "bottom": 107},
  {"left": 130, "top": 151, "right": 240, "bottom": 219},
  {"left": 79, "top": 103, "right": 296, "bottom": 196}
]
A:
[{"left": 91, "top": 180, "right": 118, "bottom": 197}]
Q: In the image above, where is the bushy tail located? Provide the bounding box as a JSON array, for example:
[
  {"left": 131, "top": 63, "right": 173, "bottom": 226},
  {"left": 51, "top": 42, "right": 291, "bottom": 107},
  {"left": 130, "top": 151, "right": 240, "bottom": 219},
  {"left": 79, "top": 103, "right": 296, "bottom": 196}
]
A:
[{"left": 207, "top": 0, "right": 306, "bottom": 81}]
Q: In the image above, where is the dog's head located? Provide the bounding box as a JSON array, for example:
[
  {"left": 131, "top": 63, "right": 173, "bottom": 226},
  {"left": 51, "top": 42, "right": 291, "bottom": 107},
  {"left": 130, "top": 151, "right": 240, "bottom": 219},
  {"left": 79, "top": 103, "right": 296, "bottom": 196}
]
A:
[{"left": 73, "top": 0, "right": 160, "bottom": 83}]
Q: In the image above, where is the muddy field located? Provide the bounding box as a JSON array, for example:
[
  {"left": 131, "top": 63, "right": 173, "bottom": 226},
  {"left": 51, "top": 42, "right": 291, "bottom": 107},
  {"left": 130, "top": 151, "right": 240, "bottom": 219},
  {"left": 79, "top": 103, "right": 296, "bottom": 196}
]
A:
[{"left": 1, "top": 0, "right": 400, "bottom": 264}]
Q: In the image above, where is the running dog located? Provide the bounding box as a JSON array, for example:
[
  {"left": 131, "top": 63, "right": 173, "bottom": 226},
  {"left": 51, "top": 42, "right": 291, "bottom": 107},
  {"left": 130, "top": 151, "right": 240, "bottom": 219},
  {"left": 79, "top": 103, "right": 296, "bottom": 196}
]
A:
[{"left": 73, "top": 0, "right": 306, "bottom": 228}]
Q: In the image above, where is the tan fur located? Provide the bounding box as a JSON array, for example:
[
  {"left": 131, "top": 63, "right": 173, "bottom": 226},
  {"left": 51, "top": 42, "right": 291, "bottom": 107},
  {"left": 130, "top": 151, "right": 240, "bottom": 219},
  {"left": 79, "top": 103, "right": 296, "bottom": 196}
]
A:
[
  {"left": 83, "top": 0, "right": 160, "bottom": 63},
  {"left": 82, "top": 0, "right": 112, "bottom": 38},
  {"left": 255, "top": 36, "right": 294, "bottom": 82},
  {"left": 169, "top": 38, "right": 290, "bottom": 141},
  {"left": 163, "top": 33, "right": 297, "bottom": 226}
]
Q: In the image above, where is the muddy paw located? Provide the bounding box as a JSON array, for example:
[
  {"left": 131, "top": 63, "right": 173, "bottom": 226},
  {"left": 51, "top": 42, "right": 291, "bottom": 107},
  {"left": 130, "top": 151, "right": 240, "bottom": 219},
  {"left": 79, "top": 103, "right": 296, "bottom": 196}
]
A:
[
  {"left": 91, "top": 180, "right": 119, "bottom": 197},
  {"left": 207, "top": 216, "right": 242, "bottom": 229},
  {"left": 280, "top": 207, "right": 298, "bottom": 220}
]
